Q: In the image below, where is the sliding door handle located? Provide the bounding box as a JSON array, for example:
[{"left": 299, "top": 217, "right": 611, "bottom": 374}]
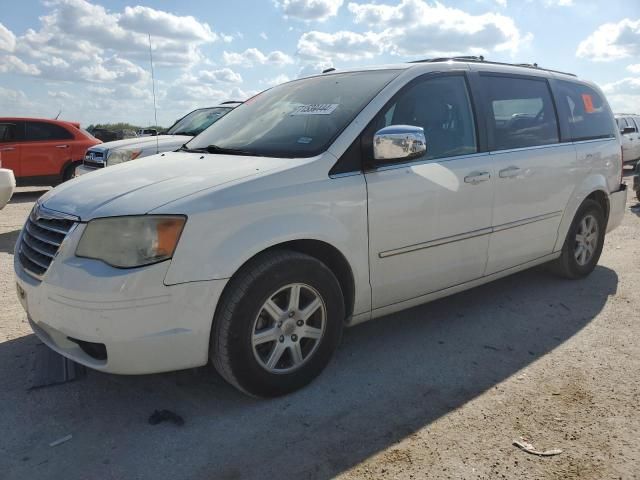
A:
[
  {"left": 55, "top": 144, "right": 69, "bottom": 149},
  {"left": 499, "top": 166, "right": 521, "bottom": 178},
  {"left": 464, "top": 171, "right": 491, "bottom": 184},
  {"left": 0, "top": 147, "right": 16, "bottom": 152}
]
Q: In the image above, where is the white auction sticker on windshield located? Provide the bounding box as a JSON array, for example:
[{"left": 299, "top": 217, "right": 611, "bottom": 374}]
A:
[{"left": 290, "top": 104, "right": 338, "bottom": 116}]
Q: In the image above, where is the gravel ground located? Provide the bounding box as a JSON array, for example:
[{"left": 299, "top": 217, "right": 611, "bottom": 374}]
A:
[{"left": 0, "top": 174, "right": 639, "bottom": 480}]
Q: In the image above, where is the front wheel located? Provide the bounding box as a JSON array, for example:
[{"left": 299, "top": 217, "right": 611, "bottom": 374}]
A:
[
  {"left": 210, "top": 250, "right": 345, "bottom": 397},
  {"left": 551, "top": 199, "right": 606, "bottom": 279}
]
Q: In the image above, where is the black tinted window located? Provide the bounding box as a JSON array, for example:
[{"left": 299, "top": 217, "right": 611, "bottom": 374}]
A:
[
  {"left": 376, "top": 76, "right": 477, "bottom": 161},
  {"left": 0, "top": 123, "right": 16, "bottom": 142},
  {"left": 483, "top": 76, "right": 559, "bottom": 150},
  {"left": 25, "top": 122, "right": 73, "bottom": 141},
  {"left": 556, "top": 81, "right": 615, "bottom": 141}
]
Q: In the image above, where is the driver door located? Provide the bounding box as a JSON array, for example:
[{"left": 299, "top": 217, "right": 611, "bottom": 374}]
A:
[{"left": 365, "top": 73, "right": 495, "bottom": 309}]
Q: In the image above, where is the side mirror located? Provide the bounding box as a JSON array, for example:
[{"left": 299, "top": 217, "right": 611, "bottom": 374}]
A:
[
  {"left": 622, "top": 126, "right": 636, "bottom": 135},
  {"left": 373, "top": 125, "right": 426, "bottom": 163}
]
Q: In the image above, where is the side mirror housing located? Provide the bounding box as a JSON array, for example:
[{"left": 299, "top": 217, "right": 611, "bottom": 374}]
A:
[
  {"left": 622, "top": 126, "right": 636, "bottom": 135},
  {"left": 372, "top": 125, "right": 426, "bottom": 164}
]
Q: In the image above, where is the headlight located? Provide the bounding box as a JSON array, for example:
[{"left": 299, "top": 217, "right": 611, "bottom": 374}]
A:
[
  {"left": 106, "top": 149, "right": 142, "bottom": 166},
  {"left": 76, "top": 216, "right": 186, "bottom": 268}
]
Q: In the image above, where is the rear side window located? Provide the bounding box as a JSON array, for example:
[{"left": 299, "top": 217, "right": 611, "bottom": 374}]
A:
[
  {"left": 375, "top": 75, "right": 478, "bottom": 161},
  {"left": 482, "top": 75, "right": 559, "bottom": 151},
  {"left": 556, "top": 81, "right": 615, "bottom": 141},
  {"left": 25, "top": 122, "right": 73, "bottom": 141}
]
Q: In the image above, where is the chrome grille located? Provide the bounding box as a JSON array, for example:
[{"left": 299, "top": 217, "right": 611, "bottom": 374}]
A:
[
  {"left": 83, "top": 150, "right": 106, "bottom": 169},
  {"left": 18, "top": 205, "right": 77, "bottom": 277}
]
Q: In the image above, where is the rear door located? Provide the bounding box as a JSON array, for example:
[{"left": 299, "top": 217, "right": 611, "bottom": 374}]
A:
[
  {"left": 21, "top": 121, "right": 73, "bottom": 179},
  {"left": 365, "top": 73, "right": 495, "bottom": 309},
  {"left": 478, "top": 73, "right": 576, "bottom": 274},
  {"left": 0, "top": 122, "right": 23, "bottom": 176}
]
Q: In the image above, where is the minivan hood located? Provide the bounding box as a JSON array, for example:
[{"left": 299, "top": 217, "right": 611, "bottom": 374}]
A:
[
  {"left": 88, "top": 135, "right": 191, "bottom": 153},
  {"left": 40, "top": 151, "right": 290, "bottom": 220}
]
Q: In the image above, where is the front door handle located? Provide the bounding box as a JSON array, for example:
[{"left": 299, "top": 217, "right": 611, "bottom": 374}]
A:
[
  {"left": 55, "top": 144, "right": 69, "bottom": 149},
  {"left": 464, "top": 171, "right": 491, "bottom": 184},
  {"left": 499, "top": 166, "right": 521, "bottom": 178},
  {"left": 0, "top": 146, "right": 16, "bottom": 152}
]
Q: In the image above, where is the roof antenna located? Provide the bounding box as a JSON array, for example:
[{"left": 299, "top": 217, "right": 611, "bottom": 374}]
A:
[
  {"left": 148, "top": 34, "right": 160, "bottom": 153},
  {"left": 54, "top": 109, "right": 62, "bottom": 120}
]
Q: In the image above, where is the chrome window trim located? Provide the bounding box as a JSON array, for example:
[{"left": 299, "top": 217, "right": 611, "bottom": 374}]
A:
[{"left": 370, "top": 151, "right": 489, "bottom": 173}]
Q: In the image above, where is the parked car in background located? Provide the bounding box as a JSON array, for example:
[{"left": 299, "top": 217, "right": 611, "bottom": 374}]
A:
[
  {"left": 136, "top": 128, "right": 158, "bottom": 137},
  {"left": 0, "top": 118, "right": 101, "bottom": 186},
  {"left": 615, "top": 114, "right": 640, "bottom": 165},
  {"left": 0, "top": 165, "right": 15, "bottom": 210},
  {"left": 89, "top": 128, "right": 137, "bottom": 143},
  {"left": 77, "top": 102, "right": 241, "bottom": 176},
  {"left": 14, "top": 59, "right": 626, "bottom": 397}
]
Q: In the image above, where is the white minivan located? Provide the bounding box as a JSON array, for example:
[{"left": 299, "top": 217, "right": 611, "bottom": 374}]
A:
[{"left": 15, "top": 59, "right": 627, "bottom": 397}]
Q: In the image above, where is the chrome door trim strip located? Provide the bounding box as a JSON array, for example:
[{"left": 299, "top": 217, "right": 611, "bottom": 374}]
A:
[
  {"left": 492, "top": 211, "right": 562, "bottom": 233},
  {"left": 379, "top": 227, "right": 492, "bottom": 258},
  {"left": 378, "top": 211, "right": 562, "bottom": 258}
]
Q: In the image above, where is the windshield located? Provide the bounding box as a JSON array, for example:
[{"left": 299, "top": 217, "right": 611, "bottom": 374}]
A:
[
  {"left": 187, "top": 70, "right": 400, "bottom": 158},
  {"left": 168, "top": 107, "right": 233, "bottom": 136}
]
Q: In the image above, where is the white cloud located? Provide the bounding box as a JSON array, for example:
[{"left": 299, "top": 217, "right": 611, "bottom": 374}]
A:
[
  {"left": 627, "top": 64, "right": 640, "bottom": 74},
  {"left": 260, "top": 32, "right": 269, "bottom": 40},
  {"left": 297, "top": 60, "right": 334, "bottom": 78},
  {"left": 276, "top": 0, "right": 344, "bottom": 21},
  {"left": 0, "top": 22, "right": 16, "bottom": 52},
  {"left": 545, "top": 0, "right": 573, "bottom": 5},
  {"left": 221, "top": 33, "right": 234, "bottom": 43},
  {"left": 600, "top": 77, "right": 640, "bottom": 115},
  {"left": 223, "top": 48, "right": 293, "bottom": 66},
  {"left": 0, "top": 54, "right": 41, "bottom": 75},
  {"left": 297, "top": 0, "right": 529, "bottom": 62},
  {"left": 297, "top": 30, "right": 381, "bottom": 61},
  {"left": 48, "top": 90, "right": 74, "bottom": 100},
  {"left": 577, "top": 18, "right": 640, "bottom": 62},
  {"left": 8, "top": 0, "right": 219, "bottom": 86},
  {"left": 263, "top": 74, "right": 291, "bottom": 86},
  {"left": 0, "top": 86, "right": 38, "bottom": 115}
]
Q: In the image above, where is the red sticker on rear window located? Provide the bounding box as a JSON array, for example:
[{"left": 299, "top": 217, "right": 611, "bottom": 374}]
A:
[{"left": 582, "top": 94, "right": 595, "bottom": 113}]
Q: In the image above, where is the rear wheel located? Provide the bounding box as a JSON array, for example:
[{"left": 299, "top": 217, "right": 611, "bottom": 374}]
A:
[
  {"left": 210, "top": 250, "right": 345, "bottom": 397},
  {"left": 551, "top": 199, "right": 606, "bottom": 279},
  {"left": 61, "top": 162, "right": 79, "bottom": 183}
]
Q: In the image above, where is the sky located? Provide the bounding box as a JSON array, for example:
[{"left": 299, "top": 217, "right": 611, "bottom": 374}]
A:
[{"left": 0, "top": 0, "right": 639, "bottom": 127}]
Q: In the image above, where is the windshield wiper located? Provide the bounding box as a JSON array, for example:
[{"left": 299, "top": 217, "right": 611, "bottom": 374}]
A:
[
  {"left": 205, "top": 144, "right": 263, "bottom": 156},
  {"left": 178, "top": 144, "right": 207, "bottom": 153}
]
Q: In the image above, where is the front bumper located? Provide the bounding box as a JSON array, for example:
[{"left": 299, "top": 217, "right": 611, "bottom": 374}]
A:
[
  {"left": 14, "top": 224, "right": 227, "bottom": 374},
  {"left": 606, "top": 184, "right": 627, "bottom": 233},
  {"left": 0, "top": 168, "right": 15, "bottom": 209}
]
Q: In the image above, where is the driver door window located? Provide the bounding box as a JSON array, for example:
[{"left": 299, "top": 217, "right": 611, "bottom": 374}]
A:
[{"left": 375, "top": 75, "right": 478, "bottom": 162}]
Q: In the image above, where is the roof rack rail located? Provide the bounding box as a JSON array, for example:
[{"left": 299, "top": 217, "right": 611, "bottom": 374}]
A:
[
  {"left": 220, "top": 100, "right": 243, "bottom": 104},
  {"left": 322, "top": 67, "right": 336, "bottom": 74},
  {"left": 408, "top": 56, "right": 576, "bottom": 77}
]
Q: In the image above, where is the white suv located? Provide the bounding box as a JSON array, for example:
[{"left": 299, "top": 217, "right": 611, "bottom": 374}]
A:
[{"left": 15, "top": 59, "right": 627, "bottom": 397}]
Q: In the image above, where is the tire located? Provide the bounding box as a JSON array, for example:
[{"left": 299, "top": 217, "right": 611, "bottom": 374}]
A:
[
  {"left": 210, "top": 249, "right": 345, "bottom": 397},
  {"left": 551, "top": 199, "right": 606, "bottom": 279},
  {"left": 61, "top": 162, "right": 78, "bottom": 183}
]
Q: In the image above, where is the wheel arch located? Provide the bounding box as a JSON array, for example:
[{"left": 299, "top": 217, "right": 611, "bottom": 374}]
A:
[
  {"left": 554, "top": 173, "right": 612, "bottom": 252},
  {"left": 216, "top": 239, "right": 357, "bottom": 322}
]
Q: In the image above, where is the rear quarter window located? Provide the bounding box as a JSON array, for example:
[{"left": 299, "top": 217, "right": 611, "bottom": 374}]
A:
[{"left": 556, "top": 81, "right": 615, "bottom": 141}]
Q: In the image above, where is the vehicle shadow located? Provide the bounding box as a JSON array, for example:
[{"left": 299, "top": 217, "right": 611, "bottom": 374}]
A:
[
  {"left": 0, "top": 265, "right": 618, "bottom": 480},
  {"left": 7, "top": 189, "right": 48, "bottom": 204},
  {"left": 0, "top": 229, "right": 19, "bottom": 255}
]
